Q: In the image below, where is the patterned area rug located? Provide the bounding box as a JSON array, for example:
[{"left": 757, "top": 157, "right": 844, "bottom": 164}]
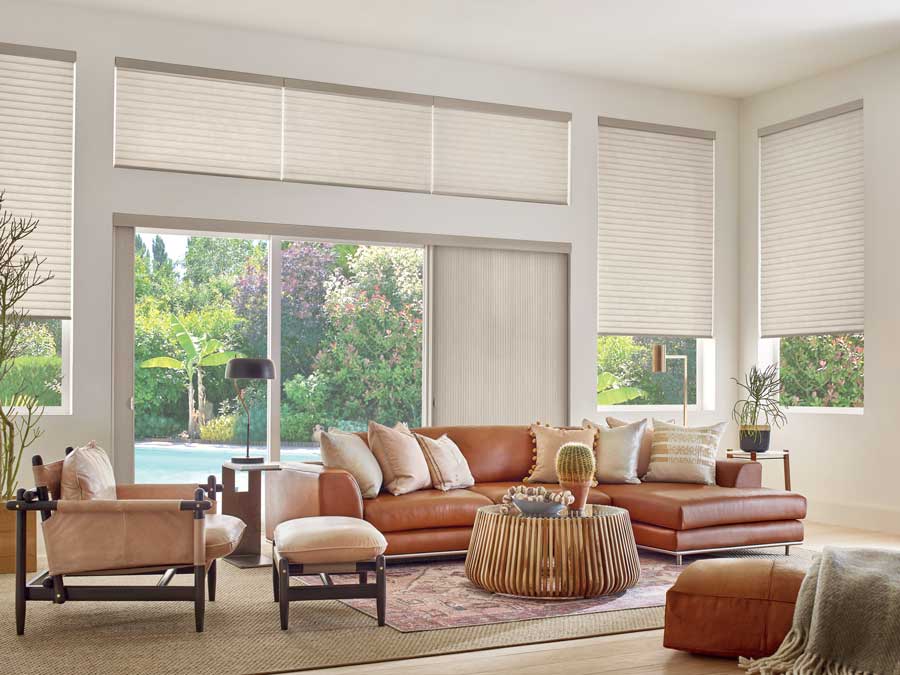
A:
[{"left": 300, "top": 549, "right": 809, "bottom": 632}]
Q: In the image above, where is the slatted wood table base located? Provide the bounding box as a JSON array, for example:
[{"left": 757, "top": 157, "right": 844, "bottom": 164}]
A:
[{"left": 465, "top": 504, "right": 641, "bottom": 598}]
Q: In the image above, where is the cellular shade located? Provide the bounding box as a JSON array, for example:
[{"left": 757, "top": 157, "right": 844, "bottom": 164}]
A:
[
  {"left": 433, "top": 99, "right": 570, "bottom": 204},
  {"left": 283, "top": 82, "right": 431, "bottom": 192},
  {"left": 0, "top": 45, "right": 75, "bottom": 319},
  {"left": 597, "top": 119, "right": 715, "bottom": 337},
  {"left": 430, "top": 246, "right": 568, "bottom": 425},
  {"left": 114, "top": 60, "right": 282, "bottom": 179},
  {"left": 759, "top": 103, "right": 864, "bottom": 338}
]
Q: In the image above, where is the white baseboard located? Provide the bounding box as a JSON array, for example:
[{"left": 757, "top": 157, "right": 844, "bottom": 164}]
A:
[{"left": 806, "top": 498, "right": 900, "bottom": 535}]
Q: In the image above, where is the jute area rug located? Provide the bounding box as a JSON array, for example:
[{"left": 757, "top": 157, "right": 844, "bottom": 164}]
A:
[{"left": 0, "top": 549, "right": 812, "bottom": 675}]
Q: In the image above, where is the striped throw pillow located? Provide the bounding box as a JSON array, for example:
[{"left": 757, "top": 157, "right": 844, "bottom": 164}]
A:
[{"left": 643, "top": 420, "right": 727, "bottom": 485}]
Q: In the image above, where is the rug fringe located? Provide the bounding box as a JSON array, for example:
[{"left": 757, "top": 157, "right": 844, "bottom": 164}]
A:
[{"left": 739, "top": 630, "right": 875, "bottom": 675}]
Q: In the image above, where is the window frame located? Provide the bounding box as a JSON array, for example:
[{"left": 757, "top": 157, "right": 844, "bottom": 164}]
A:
[
  {"left": 7, "top": 319, "right": 72, "bottom": 416},
  {"left": 595, "top": 337, "right": 715, "bottom": 414}
]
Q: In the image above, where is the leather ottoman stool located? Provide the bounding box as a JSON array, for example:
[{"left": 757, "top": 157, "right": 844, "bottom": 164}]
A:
[
  {"left": 273, "top": 516, "right": 388, "bottom": 629},
  {"left": 664, "top": 557, "right": 807, "bottom": 658}
]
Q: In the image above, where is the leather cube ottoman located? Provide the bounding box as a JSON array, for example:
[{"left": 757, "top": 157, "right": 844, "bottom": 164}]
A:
[{"left": 664, "top": 557, "right": 807, "bottom": 658}]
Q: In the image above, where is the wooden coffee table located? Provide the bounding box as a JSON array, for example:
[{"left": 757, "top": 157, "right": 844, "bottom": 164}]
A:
[{"left": 465, "top": 504, "right": 641, "bottom": 598}]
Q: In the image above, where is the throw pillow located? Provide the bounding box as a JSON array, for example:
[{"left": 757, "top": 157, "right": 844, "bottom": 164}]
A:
[
  {"left": 367, "top": 421, "right": 432, "bottom": 495},
  {"left": 588, "top": 418, "right": 646, "bottom": 484},
  {"left": 525, "top": 423, "right": 596, "bottom": 483},
  {"left": 415, "top": 434, "right": 475, "bottom": 491},
  {"left": 642, "top": 419, "right": 728, "bottom": 485},
  {"left": 320, "top": 429, "right": 383, "bottom": 499},
  {"left": 60, "top": 441, "right": 117, "bottom": 500},
  {"left": 606, "top": 416, "right": 673, "bottom": 479}
]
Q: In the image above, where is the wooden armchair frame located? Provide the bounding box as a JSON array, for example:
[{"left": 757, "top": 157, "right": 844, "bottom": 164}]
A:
[{"left": 5, "top": 452, "right": 223, "bottom": 635}]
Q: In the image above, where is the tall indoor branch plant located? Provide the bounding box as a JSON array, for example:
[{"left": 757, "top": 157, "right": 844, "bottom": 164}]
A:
[
  {"left": 732, "top": 364, "right": 788, "bottom": 452},
  {"left": 0, "top": 192, "right": 52, "bottom": 572}
]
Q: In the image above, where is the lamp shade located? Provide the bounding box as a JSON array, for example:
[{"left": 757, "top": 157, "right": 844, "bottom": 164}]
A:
[
  {"left": 225, "top": 357, "right": 275, "bottom": 380},
  {"left": 651, "top": 344, "right": 667, "bottom": 373}
]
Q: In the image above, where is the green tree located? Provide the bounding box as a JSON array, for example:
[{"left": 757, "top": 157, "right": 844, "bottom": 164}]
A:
[
  {"left": 140, "top": 315, "right": 242, "bottom": 438},
  {"left": 780, "top": 334, "right": 864, "bottom": 407},
  {"left": 184, "top": 237, "right": 265, "bottom": 286}
]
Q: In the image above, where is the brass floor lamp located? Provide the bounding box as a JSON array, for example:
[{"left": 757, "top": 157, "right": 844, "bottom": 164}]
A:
[{"left": 651, "top": 344, "right": 688, "bottom": 426}]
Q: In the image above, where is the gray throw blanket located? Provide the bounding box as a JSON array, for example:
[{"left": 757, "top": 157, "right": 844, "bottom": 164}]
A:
[{"left": 741, "top": 547, "right": 900, "bottom": 675}]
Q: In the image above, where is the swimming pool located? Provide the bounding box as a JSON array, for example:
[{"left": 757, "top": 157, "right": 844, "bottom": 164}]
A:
[{"left": 135, "top": 442, "right": 321, "bottom": 484}]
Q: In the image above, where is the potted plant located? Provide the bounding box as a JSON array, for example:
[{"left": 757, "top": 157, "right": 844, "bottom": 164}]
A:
[
  {"left": 1, "top": 192, "right": 52, "bottom": 573},
  {"left": 732, "top": 364, "right": 787, "bottom": 452}
]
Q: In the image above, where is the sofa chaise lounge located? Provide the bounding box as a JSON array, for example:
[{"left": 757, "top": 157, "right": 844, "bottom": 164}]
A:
[{"left": 266, "top": 425, "right": 806, "bottom": 563}]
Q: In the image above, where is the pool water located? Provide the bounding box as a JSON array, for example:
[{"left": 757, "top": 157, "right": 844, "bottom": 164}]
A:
[{"left": 135, "top": 442, "right": 320, "bottom": 484}]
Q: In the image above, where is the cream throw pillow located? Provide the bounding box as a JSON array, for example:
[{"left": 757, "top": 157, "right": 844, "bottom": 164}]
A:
[
  {"left": 320, "top": 430, "right": 383, "bottom": 499},
  {"left": 368, "top": 421, "right": 432, "bottom": 495},
  {"left": 61, "top": 441, "right": 117, "bottom": 500},
  {"left": 585, "top": 418, "right": 645, "bottom": 484},
  {"left": 525, "top": 424, "right": 597, "bottom": 483},
  {"left": 606, "top": 416, "right": 673, "bottom": 479},
  {"left": 642, "top": 419, "right": 728, "bottom": 485},
  {"left": 415, "top": 434, "right": 475, "bottom": 491}
]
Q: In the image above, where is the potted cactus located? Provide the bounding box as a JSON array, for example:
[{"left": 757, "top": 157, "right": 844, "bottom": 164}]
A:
[{"left": 556, "top": 442, "right": 595, "bottom": 516}]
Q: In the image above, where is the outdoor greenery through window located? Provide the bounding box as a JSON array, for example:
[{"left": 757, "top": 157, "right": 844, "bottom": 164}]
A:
[
  {"left": 0, "top": 318, "right": 65, "bottom": 408},
  {"left": 779, "top": 334, "right": 864, "bottom": 408},
  {"left": 133, "top": 232, "right": 423, "bottom": 483},
  {"left": 597, "top": 336, "right": 697, "bottom": 406}
]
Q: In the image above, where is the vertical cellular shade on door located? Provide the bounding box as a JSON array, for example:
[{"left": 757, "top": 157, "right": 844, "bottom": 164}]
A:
[
  {"left": 283, "top": 82, "right": 431, "bottom": 192},
  {"left": 759, "top": 102, "right": 864, "bottom": 338},
  {"left": 433, "top": 99, "right": 570, "bottom": 204},
  {"left": 0, "top": 44, "right": 75, "bottom": 319},
  {"left": 430, "top": 246, "right": 568, "bottom": 426},
  {"left": 115, "top": 60, "right": 282, "bottom": 179},
  {"left": 597, "top": 119, "right": 715, "bottom": 337}
]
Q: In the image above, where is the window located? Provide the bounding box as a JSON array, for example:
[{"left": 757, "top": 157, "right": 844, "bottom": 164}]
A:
[
  {"left": 114, "top": 58, "right": 571, "bottom": 203},
  {"left": 759, "top": 101, "right": 864, "bottom": 408},
  {"left": 0, "top": 43, "right": 75, "bottom": 413},
  {"left": 597, "top": 336, "right": 697, "bottom": 406},
  {"left": 279, "top": 242, "right": 424, "bottom": 457},
  {"left": 779, "top": 334, "right": 864, "bottom": 408}
]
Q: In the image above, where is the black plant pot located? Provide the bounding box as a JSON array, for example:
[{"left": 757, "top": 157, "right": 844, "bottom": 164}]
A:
[{"left": 739, "top": 426, "right": 771, "bottom": 452}]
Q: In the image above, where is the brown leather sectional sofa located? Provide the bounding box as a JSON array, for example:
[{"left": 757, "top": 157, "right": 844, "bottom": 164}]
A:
[{"left": 265, "top": 425, "right": 807, "bottom": 563}]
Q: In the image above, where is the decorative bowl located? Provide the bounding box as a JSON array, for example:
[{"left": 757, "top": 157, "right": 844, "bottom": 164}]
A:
[{"left": 513, "top": 498, "right": 566, "bottom": 517}]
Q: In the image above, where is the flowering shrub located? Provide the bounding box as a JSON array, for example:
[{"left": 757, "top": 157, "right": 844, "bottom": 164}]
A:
[{"left": 780, "top": 334, "right": 864, "bottom": 407}]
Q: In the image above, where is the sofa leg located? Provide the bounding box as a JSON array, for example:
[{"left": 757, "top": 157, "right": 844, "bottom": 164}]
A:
[
  {"left": 194, "top": 565, "right": 206, "bottom": 633},
  {"left": 675, "top": 554, "right": 683, "bottom": 566},
  {"left": 208, "top": 560, "right": 217, "bottom": 602},
  {"left": 279, "top": 558, "right": 290, "bottom": 630},
  {"left": 375, "top": 555, "right": 386, "bottom": 627},
  {"left": 785, "top": 545, "right": 791, "bottom": 556}
]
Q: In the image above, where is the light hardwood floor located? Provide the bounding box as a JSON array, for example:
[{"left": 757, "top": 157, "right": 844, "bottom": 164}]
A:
[{"left": 290, "top": 522, "right": 900, "bottom": 675}]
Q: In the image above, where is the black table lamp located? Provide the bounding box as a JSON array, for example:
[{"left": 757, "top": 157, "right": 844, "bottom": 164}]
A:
[{"left": 225, "top": 357, "right": 275, "bottom": 464}]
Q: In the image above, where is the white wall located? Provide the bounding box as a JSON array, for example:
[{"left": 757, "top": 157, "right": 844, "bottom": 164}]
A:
[
  {"left": 2, "top": 0, "right": 739, "bottom": 489},
  {"left": 739, "top": 48, "right": 900, "bottom": 533}
]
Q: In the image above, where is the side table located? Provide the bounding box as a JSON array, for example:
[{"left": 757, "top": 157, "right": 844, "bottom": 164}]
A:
[
  {"left": 222, "top": 461, "right": 281, "bottom": 568},
  {"left": 726, "top": 448, "right": 791, "bottom": 490}
]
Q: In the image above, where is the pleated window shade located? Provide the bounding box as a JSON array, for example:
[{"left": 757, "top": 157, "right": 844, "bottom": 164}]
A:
[
  {"left": 430, "top": 246, "right": 569, "bottom": 426},
  {"left": 597, "top": 120, "right": 715, "bottom": 337},
  {"left": 433, "top": 99, "right": 570, "bottom": 204},
  {"left": 759, "top": 103, "right": 864, "bottom": 338},
  {"left": 0, "top": 46, "right": 75, "bottom": 319},
  {"left": 114, "top": 62, "right": 282, "bottom": 179},
  {"left": 283, "top": 84, "right": 432, "bottom": 192}
]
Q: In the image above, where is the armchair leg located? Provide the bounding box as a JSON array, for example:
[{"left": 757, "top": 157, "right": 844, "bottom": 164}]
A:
[
  {"left": 207, "top": 560, "right": 217, "bottom": 602},
  {"left": 272, "top": 560, "right": 279, "bottom": 602},
  {"left": 194, "top": 565, "right": 206, "bottom": 633},
  {"left": 15, "top": 508, "right": 26, "bottom": 636},
  {"left": 279, "top": 558, "right": 290, "bottom": 630},
  {"left": 375, "top": 555, "right": 386, "bottom": 627}
]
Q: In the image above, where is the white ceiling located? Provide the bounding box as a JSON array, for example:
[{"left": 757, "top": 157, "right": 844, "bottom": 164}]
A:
[{"left": 52, "top": 0, "right": 900, "bottom": 97}]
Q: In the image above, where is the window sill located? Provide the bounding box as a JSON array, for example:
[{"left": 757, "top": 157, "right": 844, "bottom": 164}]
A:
[
  {"left": 785, "top": 406, "right": 864, "bottom": 416},
  {"left": 596, "top": 404, "right": 701, "bottom": 414},
  {"left": 9, "top": 406, "right": 71, "bottom": 416}
]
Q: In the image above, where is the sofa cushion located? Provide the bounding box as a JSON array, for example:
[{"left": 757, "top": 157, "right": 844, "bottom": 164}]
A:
[
  {"left": 368, "top": 421, "right": 431, "bottom": 495},
  {"left": 526, "top": 424, "right": 597, "bottom": 483},
  {"left": 275, "top": 516, "right": 387, "bottom": 564},
  {"left": 413, "top": 426, "right": 534, "bottom": 483},
  {"left": 601, "top": 483, "right": 807, "bottom": 531},
  {"left": 61, "top": 442, "right": 117, "bottom": 500},
  {"left": 320, "top": 429, "right": 383, "bottom": 499},
  {"left": 416, "top": 433, "right": 475, "bottom": 491},
  {"left": 664, "top": 558, "right": 807, "bottom": 658},
  {"left": 468, "top": 481, "right": 612, "bottom": 506},
  {"left": 363, "top": 489, "right": 492, "bottom": 533},
  {"left": 205, "top": 514, "right": 247, "bottom": 563}
]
